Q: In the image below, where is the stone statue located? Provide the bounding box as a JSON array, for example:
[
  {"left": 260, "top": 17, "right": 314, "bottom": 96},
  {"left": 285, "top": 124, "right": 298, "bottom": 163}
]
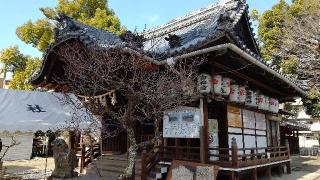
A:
[{"left": 51, "top": 138, "right": 78, "bottom": 178}]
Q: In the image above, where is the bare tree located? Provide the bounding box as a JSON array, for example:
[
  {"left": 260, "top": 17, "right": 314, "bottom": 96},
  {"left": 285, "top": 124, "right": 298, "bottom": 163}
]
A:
[
  {"left": 279, "top": 11, "right": 320, "bottom": 88},
  {"left": 52, "top": 40, "right": 202, "bottom": 178},
  {"left": 0, "top": 136, "right": 20, "bottom": 162}
]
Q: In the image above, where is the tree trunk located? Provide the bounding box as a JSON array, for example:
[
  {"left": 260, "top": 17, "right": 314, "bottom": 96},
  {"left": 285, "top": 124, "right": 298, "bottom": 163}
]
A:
[
  {"left": 121, "top": 127, "right": 137, "bottom": 179},
  {"left": 120, "top": 95, "right": 138, "bottom": 179}
]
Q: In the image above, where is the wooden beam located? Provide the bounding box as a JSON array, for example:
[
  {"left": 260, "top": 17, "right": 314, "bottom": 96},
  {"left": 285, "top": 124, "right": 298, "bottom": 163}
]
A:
[
  {"left": 203, "top": 98, "right": 209, "bottom": 163},
  {"left": 212, "top": 62, "right": 286, "bottom": 97}
]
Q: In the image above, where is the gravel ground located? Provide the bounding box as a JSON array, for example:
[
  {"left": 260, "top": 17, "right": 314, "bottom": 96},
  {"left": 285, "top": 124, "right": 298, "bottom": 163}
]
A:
[
  {"left": 2, "top": 157, "right": 54, "bottom": 179},
  {"left": 2, "top": 155, "right": 320, "bottom": 179},
  {"left": 272, "top": 155, "right": 320, "bottom": 180}
]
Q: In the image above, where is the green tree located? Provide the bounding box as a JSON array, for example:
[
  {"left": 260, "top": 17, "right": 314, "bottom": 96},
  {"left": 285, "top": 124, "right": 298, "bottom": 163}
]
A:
[
  {"left": 4, "top": 0, "right": 125, "bottom": 90},
  {"left": 16, "top": 0, "right": 125, "bottom": 52},
  {"left": 0, "top": 46, "right": 41, "bottom": 90},
  {"left": 258, "top": 0, "right": 289, "bottom": 61},
  {"left": 0, "top": 46, "right": 27, "bottom": 73},
  {"left": 257, "top": 0, "right": 320, "bottom": 117},
  {"left": 9, "top": 57, "right": 41, "bottom": 90}
]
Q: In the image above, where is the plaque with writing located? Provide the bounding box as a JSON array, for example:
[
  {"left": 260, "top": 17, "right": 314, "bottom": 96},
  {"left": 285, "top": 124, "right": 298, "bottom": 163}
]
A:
[{"left": 163, "top": 107, "right": 202, "bottom": 138}]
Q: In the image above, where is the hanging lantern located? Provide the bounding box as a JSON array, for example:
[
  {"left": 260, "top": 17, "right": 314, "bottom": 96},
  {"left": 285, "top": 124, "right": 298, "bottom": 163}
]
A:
[
  {"left": 269, "top": 98, "right": 276, "bottom": 112},
  {"left": 264, "top": 96, "right": 270, "bottom": 111},
  {"left": 258, "top": 94, "right": 265, "bottom": 110},
  {"left": 229, "top": 84, "right": 239, "bottom": 102},
  {"left": 221, "top": 77, "right": 231, "bottom": 96},
  {"left": 245, "top": 89, "right": 257, "bottom": 107},
  {"left": 269, "top": 98, "right": 279, "bottom": 113},
  {"left": 274, "top": 99, "right": 279, "bottom": 113},
  {"left": 212, "top": 75, "right": 222, "bottom": 95},
  {"left": 197, "top": 73, "right": 212, "bottom": 94},
  {"left": 238, "top": 86, "right": 247, "bottom": 103}
]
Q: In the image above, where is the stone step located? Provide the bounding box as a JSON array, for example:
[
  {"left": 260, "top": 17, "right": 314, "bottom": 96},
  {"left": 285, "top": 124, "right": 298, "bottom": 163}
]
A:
[
  {"left": 94, "top": 160, "right": 142, "bottom": 170},
  {"left": 85, "top": 154, "right": 142, "bottom": 180},
  {"left": 102, "top": 155, "right": 142, "bottom": 162},
  {"left": 93, "top": 164, "right": 141, "bottom": 175}
]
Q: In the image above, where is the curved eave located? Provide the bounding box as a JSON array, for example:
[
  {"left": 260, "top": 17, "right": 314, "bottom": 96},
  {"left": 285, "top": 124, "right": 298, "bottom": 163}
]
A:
[
  {"left": 167, "top": 43, "right": 307, "bottom": 99},
  {"left": 29, "top": 37, "right": 77, "bottom": 86}
]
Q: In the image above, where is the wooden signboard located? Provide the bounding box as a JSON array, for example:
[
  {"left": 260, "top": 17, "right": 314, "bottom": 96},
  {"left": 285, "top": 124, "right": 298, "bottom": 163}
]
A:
[
  {"left": 163, "top": 107, "right": 202, "bottom": 138},
  {"left": 227, "top": 105, "right": 242, "bottom": 128},
  {"left": 166, "top": 160, "right": 219, "bottom": 180}
]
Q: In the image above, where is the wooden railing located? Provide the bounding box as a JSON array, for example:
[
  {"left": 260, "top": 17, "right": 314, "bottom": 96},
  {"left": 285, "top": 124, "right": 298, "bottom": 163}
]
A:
[
  {"left": 79, "top": 143, "right": 101, "bottom": 173},
  {"left": 137, "top": 134, "right": 154, "bottom": 144},
  {"left": 103, "top": 134, "right": 127, "bottom": 153},
  {"left": 160, "top": 145, "right": 201, "bottom": 162},
  {"left": 209, "top": 144, "right": 290, "bottom": 168},
  {"left": 141, "top": 146, "right": 160, "bottom": 180},
  {"left": 141, "top": 143, "right": 290, "bottom": 179},
  {"left": 141, "top": 145, "right": 200, "bottom": 180}
]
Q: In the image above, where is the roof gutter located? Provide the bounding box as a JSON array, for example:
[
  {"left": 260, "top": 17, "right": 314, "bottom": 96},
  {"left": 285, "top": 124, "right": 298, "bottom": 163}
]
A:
[{"left": 163, "top": 43, "right": 307, "bottom": 97}]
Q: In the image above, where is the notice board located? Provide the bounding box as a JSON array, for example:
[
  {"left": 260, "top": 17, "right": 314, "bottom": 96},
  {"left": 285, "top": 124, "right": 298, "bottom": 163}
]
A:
[
  {"left": 227, "top": 105, "right": 242, "bottom": 128},
  {"left": 163, "top": 107, "right": 202, "bottom": 138}
]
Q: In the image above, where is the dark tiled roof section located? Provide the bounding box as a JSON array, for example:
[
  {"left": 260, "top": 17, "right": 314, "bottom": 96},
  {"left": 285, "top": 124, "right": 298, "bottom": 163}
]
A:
[
  {"left": 29, "top": 14, "right": 132, "bottom": 84},
  {"left": 53, "top": 14, "right": 125, "bottom": 49},
  {"left": 142, "top": 0, "right": 247, "bottom": 58}
]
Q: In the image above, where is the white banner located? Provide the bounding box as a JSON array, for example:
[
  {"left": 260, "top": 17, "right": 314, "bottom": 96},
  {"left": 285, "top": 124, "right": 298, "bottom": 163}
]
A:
[
  {"left": 0, "top": 89, "right": 98, "bottom": 132},
  {"left": 163, "top": 107, "right": 202, "bottom": 138}
]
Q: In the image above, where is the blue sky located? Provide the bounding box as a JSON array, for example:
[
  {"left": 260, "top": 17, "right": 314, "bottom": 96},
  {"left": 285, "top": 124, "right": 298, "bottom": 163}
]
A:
[{"left": 0, "top": 0, "right": 282, "bottom": 59}]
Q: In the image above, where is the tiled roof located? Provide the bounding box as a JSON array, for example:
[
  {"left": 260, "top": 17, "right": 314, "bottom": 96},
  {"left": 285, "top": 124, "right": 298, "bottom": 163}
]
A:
[
  {"left": 142, "top": 0, "right": 247, "bottom": 58},
  {"left": 28, "top": 0, "right": 306, "bottom": 96},
  {"left": 53, "top": 14, "right": 125, "bottom": 49}
]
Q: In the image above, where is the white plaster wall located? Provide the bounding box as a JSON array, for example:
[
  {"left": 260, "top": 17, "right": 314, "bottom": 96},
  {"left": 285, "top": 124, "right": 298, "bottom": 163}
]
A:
[{"left": 299, "top": 136, "right": 319, "bottom": 148}]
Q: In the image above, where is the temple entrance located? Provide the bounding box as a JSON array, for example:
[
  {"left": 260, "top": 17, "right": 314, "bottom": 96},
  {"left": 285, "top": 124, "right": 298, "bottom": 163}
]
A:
[{"left": 102, "top": 120, "right": 155, "bottom": 154}]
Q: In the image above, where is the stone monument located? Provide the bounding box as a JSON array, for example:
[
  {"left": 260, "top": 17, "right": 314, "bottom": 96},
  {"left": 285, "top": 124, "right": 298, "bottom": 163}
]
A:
[{"left": 51, "top": 138, "right": 78, "bottom": 178}]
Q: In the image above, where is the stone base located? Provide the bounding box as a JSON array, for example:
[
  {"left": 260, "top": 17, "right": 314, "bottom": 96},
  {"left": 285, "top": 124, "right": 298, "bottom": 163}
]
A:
[{"left": 48, "top": 171, "right": 78, "bottom": 179}]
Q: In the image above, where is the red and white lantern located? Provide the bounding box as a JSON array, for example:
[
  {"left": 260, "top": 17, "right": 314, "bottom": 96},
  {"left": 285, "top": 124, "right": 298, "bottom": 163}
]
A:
[
  {"left": 264, "top": 96, "right": 269, "bottom": 111},
  {"left": 238, "top": 86, "right": 247, "bottom": 103},
  {"left": 229, "top": 84, "right": 239, "bottom": 102},
  {"left": 197, "top": 73, "right": 212, "bottom": 94},
  {"left": 258, "top": 94, "right": 265, "bottom": 110},
  {"left": 274, "top": 99, "right": 279, "bottom": 113},
  {"left": 245, "top": 89, "right": 257, "bottom": 107},
  {"left": 221, "top": 77, "right": 231, "bottom": 96},
  {"left": 212, "top": 75, "right": 222, "bottom": 95},
  {"left": 269, "top": 98, "right": 279, "bottom": 113}
]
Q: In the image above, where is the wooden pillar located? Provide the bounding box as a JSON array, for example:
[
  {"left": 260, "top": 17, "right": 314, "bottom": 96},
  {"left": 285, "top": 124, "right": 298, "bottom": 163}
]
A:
[
  {"left": 80, "top": 144, "right": 85, "bottom": 173},
  {"left": 163, "top": 138, "right": 168, "bottom": 155},
  {"left": 286, "top": 162, "right": 291, "bottom": 174},
  {"left": 231, "top": 137, "right": 238, "bottom": 168},
  {"left": 231, "top": 171, "right": 239, "bottom": 180},
  {"left": 141, "top": 148, "right": 147, "bottom": 180},
  {"left": 200, "top": 98, "right": 209, "bottom": 163},
  {"left": 200, "top": 127, "right": 205, "bottom": 163},
  {"left": 265, "top": 166, "right": 271, "bottom": 180},
  {"left": 175, "top": 138, "right": 180, "bottom": 159},
  {"left": 276, "top": 166, "right": 283, "bottom": 177},
  {"left": 252, "top": 168, "right": 257, "bottom": 180},
  {"left": 286, "top": 141, "right": 291, "bottom": 174},
  {"left": 68, "top": 131, "right": 76, "bottom": 150}
]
